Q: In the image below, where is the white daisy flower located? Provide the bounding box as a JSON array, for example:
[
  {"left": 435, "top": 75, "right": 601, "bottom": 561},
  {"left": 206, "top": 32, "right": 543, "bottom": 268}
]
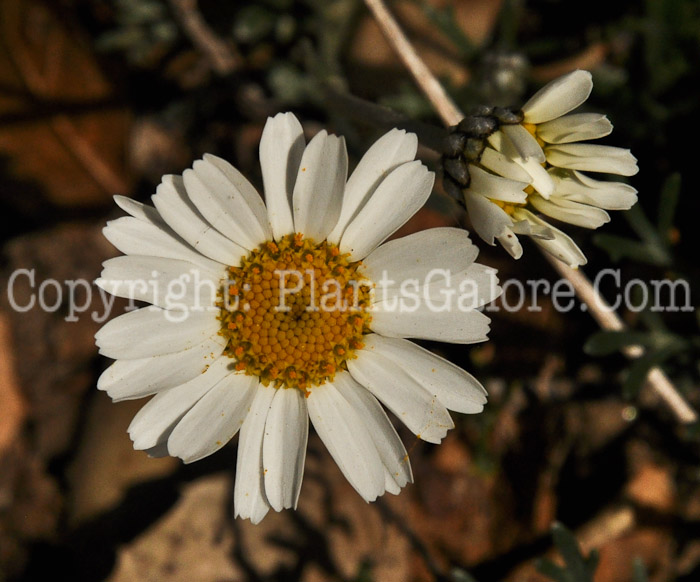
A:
[
  {"left": 445, "top": 70, "right": 639, "bottom": 268},
  {"left": 95, "top": 112, "right": 501, "bottom": 524}
]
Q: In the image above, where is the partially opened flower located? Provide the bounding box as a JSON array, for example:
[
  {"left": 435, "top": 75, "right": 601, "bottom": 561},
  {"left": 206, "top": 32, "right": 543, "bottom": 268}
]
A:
[
  {"left": 443, "top": 70, "right": 639, "bottom": 267},
  {"left": 95, "top": 112, "right": 501, "bottom": 523}
]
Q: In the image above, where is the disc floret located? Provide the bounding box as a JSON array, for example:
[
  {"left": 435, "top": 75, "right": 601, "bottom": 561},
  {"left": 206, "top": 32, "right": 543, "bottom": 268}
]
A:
[{"left": 218, "top": 234, "right": 372, "bottom": 392}]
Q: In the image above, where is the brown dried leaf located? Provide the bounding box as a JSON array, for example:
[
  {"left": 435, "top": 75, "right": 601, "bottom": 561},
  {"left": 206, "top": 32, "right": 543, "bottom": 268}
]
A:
[{"left": 0, "top": 0, "right": 131, "bottom": 206}]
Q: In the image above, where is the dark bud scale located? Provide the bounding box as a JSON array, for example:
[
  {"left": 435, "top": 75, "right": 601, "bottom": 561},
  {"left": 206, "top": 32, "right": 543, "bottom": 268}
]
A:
[{"left": 440, "top": 105, "right": 524, "bottom": 203}]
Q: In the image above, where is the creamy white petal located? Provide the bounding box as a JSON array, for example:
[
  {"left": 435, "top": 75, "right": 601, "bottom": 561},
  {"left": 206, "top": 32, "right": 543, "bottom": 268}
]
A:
[
  {"left": 262, "top": 388, "right": 308, "bottom": 511},
  {"left": 522, "top": 70, "right": 593, "bottom": 124},
  {"left": 103, "top": 216, "right": 222, "bottom": 271},
  {"left": 327, "top": 129, "right": 418, "bottom": 244},
  {"left": 537, "top": 113, "right": 612, "bottom": 144},
  {"left": 514, "top": 157, "right": 556, "bottom": 198},
  {"left": 363, "top": 333, "right": 487, "bottom": 414},
  {"left": 96, "top": 305, "right": 219, "bottom": 359},
  {"left": 468, "top": 164, "right": 529, "bottom": 203},
  {"left": 362, "top": 227, "right": 478, "bottom": 291},
  {"left": 260, "top": 112, "right": 305, "bottom": 240},
  {"left": 96, "top": 334, "right": 226, "bottom": 401},
  {"left": 545, "top": 144, "right": 639, "bottom": 176},
  {"left": 128, "top": 357, "right": 235, "bottom": 450},
  {"left": 292, "top": 131, "right": 348, "bottom": 241},
  {"left": 234, "top": 385, "right": 276, "bottom": 524},
  {"left": 154, "top": 175, "right": 248, "bottom": 265},
  {"left": 184, "top": 156, "right": 270, "bottom": 250},
  {"left": 347, "top": 351, "right": 454, "bottom": 443},
  {"left": 96, "top": 255, "right": 221, "bottom": 310},
  {"left": 463, "top": 190, "right": 514, "bottom": 244},
  {"left": 511, "top": 218, "right": 554, "bottom": 239},
  {"left": 552, "top": 170, "right": 638, "bottom": 209},
  {"left": 488, "top": 131, "right": 552, "bottom": 198},
  {"left": 479, "top": 147, "right": 534, "bottom": 183},
  {"left": 513, "top": 208, "right": 587, "bottom": 267},
  {"left": 333, "top": 371, "right": 412, "bottom": 488},
  {"left": 530, "top": 195, "right": 611, "bottom": 229},
  {"left": 307, "top": 382, "right": 385, "bottom": 502},
  {"left": 500, "top": 124, "right": 545, "bottom": 163},
  {"left": 167, "top": 371, "right": 258, "bottom": 463},
  {"left": 496, "top": 228, "right": 523, "bottom": 259},
  {"left": 340, "top": 160, "right": 434, "bottom": 260}
]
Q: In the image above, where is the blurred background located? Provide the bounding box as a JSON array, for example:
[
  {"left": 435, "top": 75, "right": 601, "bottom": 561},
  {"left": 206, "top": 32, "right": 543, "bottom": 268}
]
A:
[{"left": 1, "top": 0, "right": 700, "bottom": 580}]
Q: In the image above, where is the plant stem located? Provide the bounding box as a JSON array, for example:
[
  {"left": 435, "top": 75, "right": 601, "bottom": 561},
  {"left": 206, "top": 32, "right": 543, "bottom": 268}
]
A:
[
  {"left": 168, "top": 0, "right": 241, "bottom": 75},
  {"left": 364, "top": 0, "right": 698, "bottom": 424},
  {"left": 363, "top": 0, "right": 463, "bottom": 127}
]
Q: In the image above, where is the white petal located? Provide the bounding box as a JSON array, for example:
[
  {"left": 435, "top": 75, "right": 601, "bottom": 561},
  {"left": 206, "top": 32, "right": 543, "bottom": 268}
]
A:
[
  {"left": 327, "top": 129, "right": 418, "bottom": 243},
  {"left": 384, "top": 470, "right": 402, "bottom": 495},
  {"left": 153, "top": 175, "right": 248, "bottom": 265},
  {"left": 370, "top": 296, "right": 492, "bottom": 344},
  {"left": 333, "top": 372, "right": 412, "bottom": 488},
  {"left": 514, "top": 157, "right": 555, "bottom": 198},
  {"left": 512, "top": 208, "right": 587, "bottom": 268},
  {"left": 545, "top": 144, "right": 639, "bottom": 176},
  {"left": 128, "top": 356, "right": 235, "bottom": 450},
  {"left": 479, "top": 147, "right": 534, "bottom": 183},
  {"left": 522, "top": 70, "right": 593, "bottom": 124},
  {"left": 103, "top": 216, "right": 221, "bottom": 271},
  {"left": 362, "top": 227, "right": 478, "bottom": 292},
  {"left": 307, "top": 382, "right": 385, "bottom": 502},
  {"left": 97, "top": 334, "right": 226, "bottom": 401},
  {"left": 114, "top": 195, "right": 164, "bottom": 224},
  {"left": 537, "top": 113, "right": 613, "bottom": 144},
  {"left": 531, "top": 194, "right": 610, "bottom": 228},
  {"left": 463, "top": 190, "right": 514, "bottom": 245},
  {"left": 496, "top": 227, "right": 524, "bottom": 259},
  {"left": 96, "top": 305, "right": 219, "bottom": 359},
  {"left": 260, "top": 112, "right": 305, "bottom": 240},
  {"left": 364, "top": 334, "right": 487, "bottom": 415},
  {"left": 167, "top": 371, "right": 258, "bottom": 463},
  {"left": 262, "top": 388, "right": 308, "bottom": 511},
  {"left": 552, "top": 170, "right": 638, "bottom": 210},
  {"left": 205, "top": 154, "right": 273, "bottom": 231},
  {"left": 511, "top": 219, "right": 554, "bottom": 239},
  {"left": 234, "top": 385, "right": 276, "bottom": 524},
  {"left": 500, "top": 124, "right": 545, "bottom": 163},
  {"left": 468, "top": 164, "right": 529, "bottom": 203},
  {"left": 292, "top": 131, "right": 348, "bottom": 241},
  {"left": 487, "top": 130, "right": 553, "bottom": 197},
  {"left": 339, "top": 160, "right": 434, "bottom": 260},
  {"left": 184, "top": 156, "right": 271, "bottom": 250},
  {"left": 418, "top": 263, "right": 501, "bottom": 309},
  {"left": 96, "top": 255, "right": 221, "bottom": 310},
  {"left": 347, "top": 351, "right": 454, "bottom": 443}
]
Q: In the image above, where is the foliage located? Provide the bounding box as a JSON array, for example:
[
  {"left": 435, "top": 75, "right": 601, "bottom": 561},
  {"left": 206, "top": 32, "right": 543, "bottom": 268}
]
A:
[{"left": 537, "top": 523, "right": 599, "bottom": 582}]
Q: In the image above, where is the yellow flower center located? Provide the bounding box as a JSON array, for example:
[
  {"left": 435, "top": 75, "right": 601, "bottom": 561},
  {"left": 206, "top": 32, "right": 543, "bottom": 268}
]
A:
[
  {"left": 217, "top": 233, "right": 372, "bottom": 393},
  {"left": 522, "top": 122, "right": 546, "bottom": 148}
]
